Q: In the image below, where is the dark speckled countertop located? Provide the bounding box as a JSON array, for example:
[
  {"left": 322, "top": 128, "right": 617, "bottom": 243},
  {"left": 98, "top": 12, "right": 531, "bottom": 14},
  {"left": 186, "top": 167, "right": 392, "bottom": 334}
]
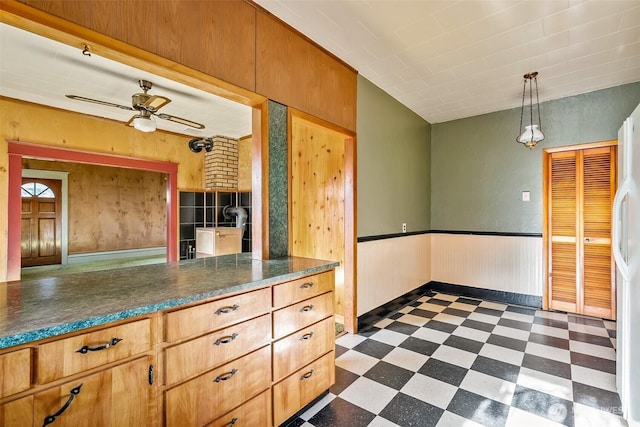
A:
[{"left": 0, "top": 253, "right": 339, "bottom": 349}]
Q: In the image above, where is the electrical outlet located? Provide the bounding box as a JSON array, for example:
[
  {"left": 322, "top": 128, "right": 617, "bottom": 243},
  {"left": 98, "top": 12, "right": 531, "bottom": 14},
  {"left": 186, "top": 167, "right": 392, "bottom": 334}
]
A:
[
  {"left": 402, "top": 223, "right": 407, "bottom": 233},
  {"left": 522, "top": 191, "right": 530, "bottom": 202}
]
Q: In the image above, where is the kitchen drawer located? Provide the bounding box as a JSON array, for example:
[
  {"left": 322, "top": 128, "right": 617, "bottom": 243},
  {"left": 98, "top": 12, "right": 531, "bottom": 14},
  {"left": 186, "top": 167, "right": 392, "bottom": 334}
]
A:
[
  {"left": 37, "top": 319, "right": 151, "bottom": 384},
  {"left": 273, "top": 292, "right": 334, "bottom": 339},
  {"left": 0, "top": 348, "right": 31, "bottom": 398},
  {"left": 273, "top": 317, "right": 334, "bottom": 381},
  {"left": 205, "top": 389, "right": 271, "bottom": 427},
  {"left": 165, "top": 287, "right": 270, "bottom": 342},
  {"left": 164, "top": 314, "right": 271, "bottom": 385},
  {"left": 273, "top": 351, "right": 335, "bottom": 426},
  {"left": 273, "top": 271, "right": 334, "bottom": 308},
  {"left": 0, "top": 395, "right": 33, "bottom": 427},
  {"left": 165, "top": 346, "right": 271, "bottom": 427}
]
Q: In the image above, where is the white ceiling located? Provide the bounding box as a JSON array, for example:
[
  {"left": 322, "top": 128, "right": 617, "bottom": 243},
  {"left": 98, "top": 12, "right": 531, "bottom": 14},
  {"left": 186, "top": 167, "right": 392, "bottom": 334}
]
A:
[
  {"left": 255, "top": 0, "right": 640, "bottom": 124},
  {"left": 0, "top": 23, "right": 253, "bottom": 139}
]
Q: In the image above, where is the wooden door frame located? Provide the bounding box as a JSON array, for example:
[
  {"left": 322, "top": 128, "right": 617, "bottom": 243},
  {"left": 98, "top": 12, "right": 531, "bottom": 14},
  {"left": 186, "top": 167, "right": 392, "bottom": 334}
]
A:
[
  {"left": 288, "top": 108, "right": 358, "bottom": 333},
  {"left": 22, "top": 169, "right": 69, "bottom": 265},
  {"left": 20, "top": 175, "right": 63, "bottom": 266},
  {"left": 8, "top": 141, "right": 179, "bottom": 280},
  {"left": 542, "top": 140, "right": 617, "bottom": 314}
]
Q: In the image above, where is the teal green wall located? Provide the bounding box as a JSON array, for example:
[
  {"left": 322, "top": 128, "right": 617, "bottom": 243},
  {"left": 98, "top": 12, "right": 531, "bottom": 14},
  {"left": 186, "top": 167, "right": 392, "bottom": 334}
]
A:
[
  {"left": 431, "top": 82, "right": 640, "bottom": 234},
  {"left": 357, "top": 75, "right": 432, "bottom": 237}
]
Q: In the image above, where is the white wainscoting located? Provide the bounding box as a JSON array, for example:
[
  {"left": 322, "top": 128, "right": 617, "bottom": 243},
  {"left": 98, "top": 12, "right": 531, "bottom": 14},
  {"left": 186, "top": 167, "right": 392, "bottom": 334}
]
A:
[
  {"left": 357, "top": 233, "right": 431, "bottom": 316},
  {"left": 430, "top": 233, "right": 544, "bottom": 297}
]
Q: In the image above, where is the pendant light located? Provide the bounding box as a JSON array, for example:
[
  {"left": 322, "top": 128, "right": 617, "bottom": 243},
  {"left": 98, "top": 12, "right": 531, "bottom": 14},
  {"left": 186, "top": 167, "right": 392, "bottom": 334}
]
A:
[{"left": 516, "top": 72, "right": 544, "bottom": 149}]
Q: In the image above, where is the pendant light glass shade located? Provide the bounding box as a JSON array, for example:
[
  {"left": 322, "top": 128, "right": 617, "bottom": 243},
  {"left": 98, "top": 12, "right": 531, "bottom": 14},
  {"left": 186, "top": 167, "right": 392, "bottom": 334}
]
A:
[
  {"left": 132, "top": 114, "right": 156, "bottom": 133},
  {"left": 516, "top": 72, "right": 544, "bottom": 149},
  {"left": 517, "top": 124, "right": 544, "bottom": 149}
]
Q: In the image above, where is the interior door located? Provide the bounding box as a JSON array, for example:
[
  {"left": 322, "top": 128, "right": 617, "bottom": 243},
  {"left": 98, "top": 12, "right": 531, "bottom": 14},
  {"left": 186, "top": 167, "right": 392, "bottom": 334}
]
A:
[
  {"left": 547, "top": 143, "right": 616, "bottom": 319},
  {"left": 21, "top": 178, "right": 62, "bottom": 267}
]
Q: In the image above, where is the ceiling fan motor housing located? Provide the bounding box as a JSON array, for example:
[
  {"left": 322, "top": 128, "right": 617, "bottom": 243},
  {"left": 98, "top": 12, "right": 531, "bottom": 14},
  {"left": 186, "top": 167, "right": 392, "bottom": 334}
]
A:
[{"left": 132, "top": 92, "right": 152, "bottom": 110}]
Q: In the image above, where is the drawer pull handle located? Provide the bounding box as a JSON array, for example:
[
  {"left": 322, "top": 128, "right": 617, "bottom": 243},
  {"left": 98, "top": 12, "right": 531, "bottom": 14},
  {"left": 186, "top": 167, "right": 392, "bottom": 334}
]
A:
[
  {"left": 225, "top": 418, "right": 239, "bottom": 427},
  {"left": 214, "top": 368, "right": 238, "bottom": 383},
  {"left": 76, "top": 337, "right": 122, "bottom": 354},
  {"left": 300, "top": 304, "right": 314, "bottom": 313},
  {"left": 300, "top": 332, "right": 314, "bottom": 341},
  {"left": 215, "top": 304, "right": 239, "bottom": 315},
  {"left": 42, "top": 383, "right": 83, "bottom": 426},
  {"left": 214, "top": 333, "right": 239, "bottom": 346},
  {"left": 300, "top": 369, "right": 314, "bottom": 380},
  {"left": 300, "top": 282, "right": 315, "bottom": 289}
]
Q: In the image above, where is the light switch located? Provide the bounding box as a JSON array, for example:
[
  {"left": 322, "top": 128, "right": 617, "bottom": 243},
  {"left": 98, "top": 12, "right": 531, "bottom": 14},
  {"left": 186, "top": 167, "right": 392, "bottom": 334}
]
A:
[{"left": 522, "top": 191, "right": 530, "bottom": 202}]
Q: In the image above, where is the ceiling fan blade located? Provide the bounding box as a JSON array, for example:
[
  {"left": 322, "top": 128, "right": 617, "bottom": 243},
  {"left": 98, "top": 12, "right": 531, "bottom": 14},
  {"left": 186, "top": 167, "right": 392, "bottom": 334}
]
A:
[
  {"left": 142, "top": 95, "right": 171, "bottom": 112},
  {"left": 66, "top": 94, "right": 135, "bottom": 111},
  {"left": 155, "top": 113, "right": 205, "bottom": 129}
]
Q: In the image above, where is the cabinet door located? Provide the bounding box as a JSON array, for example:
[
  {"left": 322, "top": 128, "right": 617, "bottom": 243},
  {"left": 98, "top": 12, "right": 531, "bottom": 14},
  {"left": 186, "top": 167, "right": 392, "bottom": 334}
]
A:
[
  {"left": 34, "top": 356, "right": 153, "bottom": 427},
  {"left": 0, "top": 395, "right": 33, "bottom": 427},
  {"left": 0, "top": 348, "right": 31, "bottom": 398}
]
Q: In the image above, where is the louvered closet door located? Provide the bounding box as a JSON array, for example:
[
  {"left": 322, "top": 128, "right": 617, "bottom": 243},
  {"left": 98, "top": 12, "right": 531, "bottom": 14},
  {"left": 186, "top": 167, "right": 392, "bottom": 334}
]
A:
[
  {"left": 549, "top": 151, "right": 579, "bottom": 314},
  {"left": 548, "top": 145, "right": 616, "bottom": 319},
  {"left": 582, "top": 147, "right": 616, "bottom": 318}
]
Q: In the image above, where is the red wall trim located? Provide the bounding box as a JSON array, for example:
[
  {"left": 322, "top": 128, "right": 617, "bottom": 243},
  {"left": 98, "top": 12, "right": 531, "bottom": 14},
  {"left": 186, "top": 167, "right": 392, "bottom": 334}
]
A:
[{"left": 7, "top": 140, "right": 178, "bottom": 280}]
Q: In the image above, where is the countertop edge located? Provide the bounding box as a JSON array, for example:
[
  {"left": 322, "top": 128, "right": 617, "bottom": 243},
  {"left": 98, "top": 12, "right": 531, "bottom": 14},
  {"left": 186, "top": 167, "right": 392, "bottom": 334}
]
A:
[{"left": 0, "top": 259, "right": 339, "bottom": 349}]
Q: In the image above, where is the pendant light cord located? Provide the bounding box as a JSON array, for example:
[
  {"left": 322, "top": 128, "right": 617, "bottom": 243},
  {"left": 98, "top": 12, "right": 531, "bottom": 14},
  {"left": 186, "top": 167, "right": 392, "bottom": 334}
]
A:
[
  {"left": 535, "top": 75, "right": 542, "bottom": 133},
  {"left": 518, "top": 77, "right": 526, "bottom": 140}
]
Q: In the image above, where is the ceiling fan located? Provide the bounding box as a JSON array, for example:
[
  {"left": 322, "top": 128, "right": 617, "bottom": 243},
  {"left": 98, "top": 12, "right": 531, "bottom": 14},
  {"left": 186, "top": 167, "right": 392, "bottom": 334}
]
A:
[{"left": 66, "top": 79, "right": 205, "bottom": 133}]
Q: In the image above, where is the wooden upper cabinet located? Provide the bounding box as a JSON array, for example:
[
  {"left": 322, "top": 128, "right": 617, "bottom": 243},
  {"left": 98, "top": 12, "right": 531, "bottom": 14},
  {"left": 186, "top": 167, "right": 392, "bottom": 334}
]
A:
[{"left": 255, "top": 11, "right": 357, "bottom": 132}]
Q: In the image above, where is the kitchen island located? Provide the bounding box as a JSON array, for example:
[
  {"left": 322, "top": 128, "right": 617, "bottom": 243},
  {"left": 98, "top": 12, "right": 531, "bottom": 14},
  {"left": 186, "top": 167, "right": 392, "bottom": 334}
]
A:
[{"left": 0, "top": 253, "right": 338, "bottom": 426}]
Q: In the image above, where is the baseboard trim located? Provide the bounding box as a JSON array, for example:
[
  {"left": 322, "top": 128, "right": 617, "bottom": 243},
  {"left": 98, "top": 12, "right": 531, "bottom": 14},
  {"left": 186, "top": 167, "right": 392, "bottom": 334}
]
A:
[
  {"left": 427, "top": 281, "right": 542, "bottom": 308},
  {"left": 67, "top": 247, "right": 166, "bottom": 264},
  {"left": 357, "top": 281, "right": 542, "bottom": 332}
]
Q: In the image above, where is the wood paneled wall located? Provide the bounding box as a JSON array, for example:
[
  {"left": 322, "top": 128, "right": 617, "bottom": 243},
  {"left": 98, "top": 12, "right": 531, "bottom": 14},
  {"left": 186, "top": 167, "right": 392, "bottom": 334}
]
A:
[
  {"left": 0, "top": 98, "right": 204, "bottom": 190},
  {"left": 290, "top": 114, "right": 346, "bottom": 319},
  {"left": 255, "top": 11, "right": 357, "bottom": 131},
  {"left": 15, "top": 0, "right": 357, "bottom": 131},
  {"left": 237, "top": 135, "right": 252, "bottom": 192},
  {"left": 23, "top": 159, "right": 167, "bottom": 253},
  {"left": 18, "top": 0, "right": 256, "bottom": 91}
]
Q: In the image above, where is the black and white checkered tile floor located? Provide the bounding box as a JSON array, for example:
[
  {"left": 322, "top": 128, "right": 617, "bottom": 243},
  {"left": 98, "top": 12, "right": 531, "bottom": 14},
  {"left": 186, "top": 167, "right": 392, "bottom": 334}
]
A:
[{"left": 285, "top": 291, "right": 627, "bottom": 427}]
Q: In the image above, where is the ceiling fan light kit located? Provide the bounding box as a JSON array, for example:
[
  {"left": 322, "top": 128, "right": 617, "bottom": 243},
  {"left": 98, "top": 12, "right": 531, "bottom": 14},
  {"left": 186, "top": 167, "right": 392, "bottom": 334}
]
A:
[{"left": 132, "top": 114, "right": 157, "bottom": 132}]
